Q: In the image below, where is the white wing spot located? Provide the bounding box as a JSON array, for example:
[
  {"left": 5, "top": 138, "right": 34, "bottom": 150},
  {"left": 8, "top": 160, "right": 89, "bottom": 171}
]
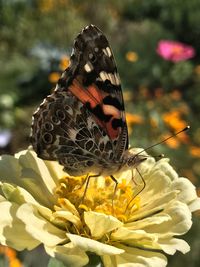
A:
[
  {"left": 99, "top": 71, "right": 120, "bottom": 86},
  {"left": 102, "top": 48, "right": 109, "bottom": 57},
  {"left": 114, "top": 72, "right": 120, "bottom": 85},
  {"left": 108, "top": 73, "right": 115, "bottom": 85},
  {"left": 99, "top": 71, "right": 107, "bottom": 81},
  {"left": 84, "top": 62, "right": 93, "bottom": 72},
  {"left": 71, "top": 48, "right": 75, "bottom": 56},
  {"left": 102, "top": 47, "right": 112, "bottom": 57},
  {"left": 106, "top": 47, "right": 112, "bottom": 57}
]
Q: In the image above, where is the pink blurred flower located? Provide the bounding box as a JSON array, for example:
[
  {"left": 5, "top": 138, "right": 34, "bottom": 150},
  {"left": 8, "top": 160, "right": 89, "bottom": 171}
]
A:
[{"left": 156, "top": 40, "right": 195, "bottom": 62}]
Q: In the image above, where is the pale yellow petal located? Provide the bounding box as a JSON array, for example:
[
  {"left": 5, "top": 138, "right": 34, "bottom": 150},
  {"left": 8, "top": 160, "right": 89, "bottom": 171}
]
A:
[
  {"left": 102, "top": 243, "right": 167, "bottom": 267},
  {"left": 1, "top": 183, "right": 38, "bottom": 205},
  {"left": 141, "top": 201, "right": 192, "bottom": 237},
  {"left": 128, "top": 190, "right": 178, "bottom": 222},
  {"left": 172, "top": 178, "right": 200, "bottom": 206},
  {"left": 0, "top": 150, "right": 57, "bottom": 208},
  {"left": 53, "top": 210, "right": 81, "bottom": 227},
  {"left": 45, "top": 243, "right": 89, "bottom": 267},
  {"left": 17, "top": 203, "right": 66, "bottom": 246},
  {"left": 0, "top": 201, "right": 40, "bottom": 250},
  {"left": 67, "top": 233, "right": 124, "bottom": 255},
  {"left": 44, "top": 159, "right": 67, "bottom": 181},
  {"left": 111, "top": 227, "right": 161, "bottom": 250},
  {"left": 84, "top": 211, "right": 123, "bottom": 238},
  {"left": 18, "top": 149, "right": 57, "bottom": 192},
  {"left": 189, "top": 197, "right": 200, "bottom": 212},
  {"left": 158, "top": 238, "right": 190, "bottom": 254},
  {"left": 125, "top": 213, "right": 171, "bottom": 230}
]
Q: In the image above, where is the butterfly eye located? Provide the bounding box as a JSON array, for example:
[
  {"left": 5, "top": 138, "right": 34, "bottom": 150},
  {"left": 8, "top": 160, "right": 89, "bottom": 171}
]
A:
[{"left": 88, "top": 53, "right": 96, "bottom": 63}]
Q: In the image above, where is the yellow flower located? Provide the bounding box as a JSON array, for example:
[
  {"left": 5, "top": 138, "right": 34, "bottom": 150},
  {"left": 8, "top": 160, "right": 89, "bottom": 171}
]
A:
[
  {"left": 0, "top": 245, "right": 22, "bottom": 267},
  {"left": 48, "top": 72, "right": 60, "bottom": 83},
  {"left": 126, "top": 113, "right": 144, "bottom": 134},
  {"left": 59, "top": 55, "right": 70, "bottom": 71},
  {"left": 0, "top": 148, "right": 200, "bottom": 267},
  {"left": 170, "top": 90, "right": 182, "bottom": 101},
  {"left": 161, "top": 134, "right": 180, "bottom": 149},
  {"left": 189, "top": 146, "right": 200, "bottom": 158},
  {"left": 126, "top": 51, "right": 138, "bottom": 62},
  {"left": 39, "top": 0, "right": 67, "bottom": 13},
  {"left": 162, "top": 110, "right": 188, "bottom": 131},
  {"left": 194, "top": 65, "right": 200, "bottom": 76}
]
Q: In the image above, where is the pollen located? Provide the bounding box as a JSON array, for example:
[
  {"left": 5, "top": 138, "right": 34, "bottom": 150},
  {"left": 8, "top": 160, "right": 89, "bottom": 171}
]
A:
[{"left": 53, "top": 174, "right": 142, "bottom": 225}]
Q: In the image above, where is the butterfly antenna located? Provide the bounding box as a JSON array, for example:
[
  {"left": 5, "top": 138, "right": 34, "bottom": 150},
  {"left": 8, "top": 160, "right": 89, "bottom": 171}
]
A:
[{"left": 135, "top": 126, "right": 190, "bottom": 156}]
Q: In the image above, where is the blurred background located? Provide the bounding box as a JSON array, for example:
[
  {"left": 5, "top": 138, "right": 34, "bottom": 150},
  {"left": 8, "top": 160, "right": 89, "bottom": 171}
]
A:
[{"left": 0, "top": 0, "right": 200, "bottom": 266}]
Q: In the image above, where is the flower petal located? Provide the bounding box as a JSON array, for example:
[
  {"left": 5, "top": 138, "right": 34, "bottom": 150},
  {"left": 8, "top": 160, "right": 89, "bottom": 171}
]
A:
[
  {"left": 18, "top": 149, "right": 57, "bottom": 193},
  {"left": 102, "top": 244, "right": 167, "bottom": 267},
  {"left": 158, "top": 238, "right": 190, "bottom": 255},
  {"left": 17, "top": 203, "right": 67, "bottom": 247},
  {"left": 0, "top": 201, "right": 40, "bottom": 250},
  {"left": 45, "top": 243, "right": 89, "bottom": 267},
  {"left": 84, "top": 211, "right": 123, "bottom": 238},
  {"left": 67, "top": 233, "right": 124, "bottom": 255},
  {"left": 172, "top": 178, "right": 200, "bottom": 207}
]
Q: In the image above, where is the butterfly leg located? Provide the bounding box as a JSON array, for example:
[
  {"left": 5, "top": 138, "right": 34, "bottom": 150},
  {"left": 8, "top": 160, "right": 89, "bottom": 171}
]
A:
[
  {"left": 110, "top": 175, "right": 118, "bottom": 213},
  {"left": 125, "top": 167, "right": 146, "bottom": 213},
  {"left": 81, "top": 173, "right": 100, "bottom": 203}
]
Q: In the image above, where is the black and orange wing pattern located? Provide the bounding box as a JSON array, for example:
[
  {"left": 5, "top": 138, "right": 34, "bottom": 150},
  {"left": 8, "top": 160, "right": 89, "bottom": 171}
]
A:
[{"left": 31, "top": 25, "right": 129, "bottom": 176}]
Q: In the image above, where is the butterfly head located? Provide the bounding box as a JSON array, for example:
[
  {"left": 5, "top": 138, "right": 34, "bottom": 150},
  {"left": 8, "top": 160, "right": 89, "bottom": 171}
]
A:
[{"left": 122, "top": 151, "right": 147, "bottom": 170}]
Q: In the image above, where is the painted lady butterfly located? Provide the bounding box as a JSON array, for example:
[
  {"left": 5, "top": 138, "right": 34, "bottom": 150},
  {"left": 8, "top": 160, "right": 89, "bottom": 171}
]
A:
[{"left": 31, "top": 25, "right": 146, "bottom": 187}]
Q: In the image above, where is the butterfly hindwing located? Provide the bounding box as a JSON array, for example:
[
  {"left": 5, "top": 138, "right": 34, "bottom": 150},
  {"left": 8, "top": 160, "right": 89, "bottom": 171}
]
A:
[{"left": 31, "top": 90, "right": 116, "bottom": 176}]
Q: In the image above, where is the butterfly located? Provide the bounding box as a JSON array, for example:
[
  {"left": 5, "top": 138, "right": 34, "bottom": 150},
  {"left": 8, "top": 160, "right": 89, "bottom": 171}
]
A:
[{"left": 31, "top": 25, "right": 146, "bottom": 188}]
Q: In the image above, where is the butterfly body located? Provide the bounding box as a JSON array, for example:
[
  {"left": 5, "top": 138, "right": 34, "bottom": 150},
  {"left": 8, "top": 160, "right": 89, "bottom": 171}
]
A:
[{"left": 31, "top": 25, "right": 144, "bottom": 177}]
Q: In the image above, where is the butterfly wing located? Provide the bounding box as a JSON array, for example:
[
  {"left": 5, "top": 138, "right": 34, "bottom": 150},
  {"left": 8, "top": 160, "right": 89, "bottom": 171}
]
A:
[
  {"left": 31, "top": 25, "right": 128, "bottom": 176},
  {"left": 58, "top": 25, "right": 129, "bottom": 156}
]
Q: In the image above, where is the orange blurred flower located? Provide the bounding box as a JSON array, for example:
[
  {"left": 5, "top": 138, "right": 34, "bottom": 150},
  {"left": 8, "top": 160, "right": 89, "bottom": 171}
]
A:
[
  {"left": 161, "top": 134, "right": 180, "bottom": 149},
  {"left": 126, "top": 51, "right": 138, "bottom": 62},
  {"left": 154, "top": 88, "right": 163, "bottom": 98},
  {"left": 177, "top": 132, "right": 190, "bottom": 144},
  {"left": 126, "top": 113, "right": 143, "bottom": 125},
  {"left": 139, "top": 86, "right": 150, "bottom": 98},
  {"left": 162, "top": 110, "right": 187, "bottom": 131},
  {"left": 0, "top": 246, "right": 23, "bottom": 267},
  {"left": 123, "top": 91, "right": 133, "bottom": 102},
  {"left": 194, "top": 65, "right": 200, "bottom": 75},
  {"left": 189, "top": 146, "right": 200, "bottom": 158},
  {"left": 126, "top": 113, "right": 143, "bottom": 134},
  {"left": 39, "top": 0, "right": 67, "bottom": 13},
  {"left": 59, "top": 56, "right": 70, "bottom": 71},
  {"left": 170, "top": 90, "right": 182, "bottom": 101},
  {"left": 182, "top": 169, "right": 198, "bottom": 185},
  {"left": 48, "top": 72, "right": 60, "bottom": 83}
]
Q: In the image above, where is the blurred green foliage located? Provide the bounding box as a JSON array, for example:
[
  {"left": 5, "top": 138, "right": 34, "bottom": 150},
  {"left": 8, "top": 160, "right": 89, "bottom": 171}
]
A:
[{"left": 0, "top": 0, "right": 200, "bottom": 266}]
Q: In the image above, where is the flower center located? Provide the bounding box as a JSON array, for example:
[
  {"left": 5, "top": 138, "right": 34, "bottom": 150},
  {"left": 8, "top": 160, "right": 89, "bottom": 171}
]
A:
[{"left": 53, "top": 175, "right": 141, "bottom": 224}]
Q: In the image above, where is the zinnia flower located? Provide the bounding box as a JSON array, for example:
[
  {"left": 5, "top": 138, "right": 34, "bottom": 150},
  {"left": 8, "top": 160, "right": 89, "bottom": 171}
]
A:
[
  {"left": 0, "top": 148, "right": 199, "bottom": 267},
  {"left": 156, "top": 40, "right": 195, "bottom": 62}
]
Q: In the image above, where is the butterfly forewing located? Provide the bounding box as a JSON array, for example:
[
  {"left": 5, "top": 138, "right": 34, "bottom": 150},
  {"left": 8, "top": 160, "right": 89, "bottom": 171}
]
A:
[{"left": 31, "top": 25, "right": 129, "bottom": 176}]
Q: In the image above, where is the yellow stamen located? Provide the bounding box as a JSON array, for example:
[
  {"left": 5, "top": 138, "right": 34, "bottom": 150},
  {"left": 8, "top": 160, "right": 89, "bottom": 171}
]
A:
[{"left": 54, "top": 174, "right": 142, "bottom": 224}]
